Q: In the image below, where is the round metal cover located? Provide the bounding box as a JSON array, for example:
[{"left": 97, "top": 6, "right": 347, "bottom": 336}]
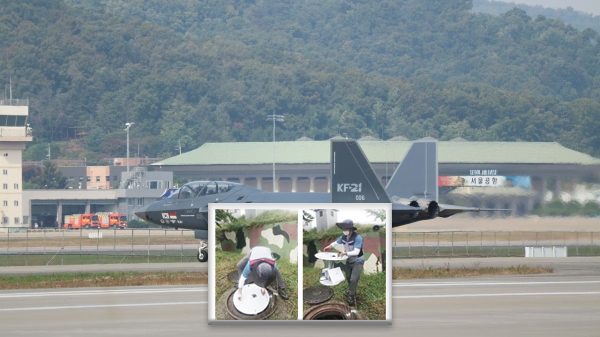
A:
[
  {"left": 314, "top": 252, "right": 348, "bottom": 261},
  {"left": 233, "top": 284, "right": 271, "bottom": 316},
  {"left": 227, "top": 270, "right": 254, "bottom": 284},
  {"left": 304, "top": 286, "right": 334, "bottom": 304}
]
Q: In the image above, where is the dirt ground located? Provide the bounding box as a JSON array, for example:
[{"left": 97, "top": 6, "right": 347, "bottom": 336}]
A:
[{"left": 394, "top": 215, "right": 600, "bottom": 232}]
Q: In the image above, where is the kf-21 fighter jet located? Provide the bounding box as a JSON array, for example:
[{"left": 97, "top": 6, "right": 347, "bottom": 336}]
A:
[{"left": 135, "top": 138, "right": 500, "bottom": 262}]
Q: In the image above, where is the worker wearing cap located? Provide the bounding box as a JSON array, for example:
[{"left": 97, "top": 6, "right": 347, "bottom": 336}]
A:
[
  {"left": 323, "top": 219, "right": 364, "bottom": 305},
  {"left": 237, "top": 246, "right": 289, "bottom": 300}
]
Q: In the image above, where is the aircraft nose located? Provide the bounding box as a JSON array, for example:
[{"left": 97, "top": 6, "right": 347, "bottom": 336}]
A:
[{"left": 134, "top": 205, "right": 149, "bottom": 221}]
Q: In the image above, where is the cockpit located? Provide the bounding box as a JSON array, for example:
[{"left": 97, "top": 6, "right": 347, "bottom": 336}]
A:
[{"left": 175, "top": 181, "right": 240, "bottom": 199}]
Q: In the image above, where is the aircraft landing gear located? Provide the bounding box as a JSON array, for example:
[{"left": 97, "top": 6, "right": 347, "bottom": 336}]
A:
[{"left": 197, "top": 240, "right": 208, "bottom": 263}]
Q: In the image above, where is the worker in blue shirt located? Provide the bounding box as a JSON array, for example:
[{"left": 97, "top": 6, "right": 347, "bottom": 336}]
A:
[
  {"left": 236, "top": 246, "right": 289, "bottom": 300},
  {"left": 323, "top": 219, "right": 364, "bottom": 305}
]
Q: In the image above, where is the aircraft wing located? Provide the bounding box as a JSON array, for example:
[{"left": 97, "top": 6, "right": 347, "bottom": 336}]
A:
[{"left": 438, "top": 204, "right": 510, "bottom": 218}]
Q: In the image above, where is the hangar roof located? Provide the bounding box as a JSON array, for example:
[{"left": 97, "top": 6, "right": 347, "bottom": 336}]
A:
[{"left": 153, "top": 141, "right": 600, "bottom": 166}]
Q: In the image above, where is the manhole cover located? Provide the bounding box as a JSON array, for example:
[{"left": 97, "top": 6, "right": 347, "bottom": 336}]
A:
[
  {"left": 314, "top": 252, "right": 348, "bottom": 261},
  {"left": 233, "top": 284, "right": 271, "bottom": 315},
  {"left": 227, "top": 270, "right": 254, "bottom": 284},
  {"left": 304, "top": 286, "right": 334, "bottom": 304}
]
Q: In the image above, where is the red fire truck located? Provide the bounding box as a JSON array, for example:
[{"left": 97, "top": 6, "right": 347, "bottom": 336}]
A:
[
  {"left": 63, "top": 213, "right": 99, "bottom": 229},
  {"left": 97, "top": 213, "right": 128, "bottom": 229}
]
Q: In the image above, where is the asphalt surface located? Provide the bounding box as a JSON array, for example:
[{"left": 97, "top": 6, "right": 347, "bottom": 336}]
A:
[{"left": 0, "top": 274, "right": 599, "bottom": 337}]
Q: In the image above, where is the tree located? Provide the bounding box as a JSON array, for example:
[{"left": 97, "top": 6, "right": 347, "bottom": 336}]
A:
[
  {"left": 24, "top": 161, "right": 68, "bottom": 189},
  {"left": 365, "top": 209, "right": 386, "bottom": 222},
  {"left": 215, "top": 209, "right": 236, "bottom": 227}
]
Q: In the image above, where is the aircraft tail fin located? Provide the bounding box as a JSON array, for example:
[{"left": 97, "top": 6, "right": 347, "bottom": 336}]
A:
[
  {"left": 330, "top": 140, "right": 390, "bottom": 203},
  {"left": 385, "top": 138, "right": 438, "bottom": 201}
]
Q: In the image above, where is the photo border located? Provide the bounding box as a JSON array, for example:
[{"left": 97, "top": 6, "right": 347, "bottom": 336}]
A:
[{"left": 208, "top": 203, "right": 391, "bottom": 325}]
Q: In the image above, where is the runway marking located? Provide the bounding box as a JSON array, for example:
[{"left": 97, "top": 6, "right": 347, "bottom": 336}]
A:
[
  {"left": 393, "top": 281, "right": 600, "bottom": 287},
  {"left": 0, "top": 287, "right": 207, "bottom": 299},
  {"left": 393, "top": 291, "right": 600, "bottom": 299},
  {"left": 0, "top": 301, "right": 208, "bottom": 312}
]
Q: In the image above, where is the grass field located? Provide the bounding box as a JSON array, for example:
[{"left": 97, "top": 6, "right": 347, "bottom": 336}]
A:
[
  {"left": 0, "top": 252, "right": 198, "bottom": 267},
  {"left": 392, "top": 264, "right": 553, "bottom": 279},
  {"left": 0, "top": 271, "right": 207, "bottom": 289}
]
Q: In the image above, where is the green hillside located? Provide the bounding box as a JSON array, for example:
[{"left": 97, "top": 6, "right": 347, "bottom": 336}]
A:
[
  {"left": 2, "top": 0, "right": 600, "bottom": 160},
  {"left": 472, "top": 0, "right": 600, "bottom": 33}
]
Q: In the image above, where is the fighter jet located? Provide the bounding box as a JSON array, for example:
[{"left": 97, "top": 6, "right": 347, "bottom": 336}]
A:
[{"left": 135, "top": 138, "right": 500, "bottom": 262}]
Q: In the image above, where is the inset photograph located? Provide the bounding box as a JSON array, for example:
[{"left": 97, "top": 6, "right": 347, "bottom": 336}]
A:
[
  {"left": 213, "top": 209, "right": 298, "bottom": 320},
  {"left": 302, "top": 208, "right": 387, "bottom": 321}
]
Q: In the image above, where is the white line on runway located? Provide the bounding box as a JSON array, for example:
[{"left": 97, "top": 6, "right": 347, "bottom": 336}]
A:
[
  {"left": 0, "top": 301, "right": 208, "bottom": 312},
  {"left": 393, "top": 292, "right": 600, "bottom": 299},
  {"left": 393, "top": 281, "right": 600, "bottom": 287},
  {"left": 0, "top": 287, "right": 208, "bottom": 299}
]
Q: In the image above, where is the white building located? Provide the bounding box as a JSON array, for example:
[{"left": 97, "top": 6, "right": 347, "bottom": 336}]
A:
[
  {"left": 0, "top": 99, "right": 32, "bottom": 227},
  {"left": 314, "top": 209, "right": 338, "bottom": 232}
]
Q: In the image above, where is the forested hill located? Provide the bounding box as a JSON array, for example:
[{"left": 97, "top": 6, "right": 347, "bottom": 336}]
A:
[
  {"left": 3, "top": 1, "right": 600, "bottom": 162},
  {"left": 472, "top": 0, "right": 600, "bottom": 33}
]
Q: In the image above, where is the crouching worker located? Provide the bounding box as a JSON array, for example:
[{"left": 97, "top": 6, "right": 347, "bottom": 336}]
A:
[
  {"left": 323, "top": 219, "right": 364, "bottom": 305},
  {"left": 237, "top": 246, "right": 289, "bottom": 300}
]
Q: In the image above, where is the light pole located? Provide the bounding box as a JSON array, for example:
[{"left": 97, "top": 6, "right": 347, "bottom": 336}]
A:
[
  {"left": 266, "top": 114, "right": 284, "bottom": 192},
  {"left": 125, "top": 122, "right": 135, "bottom": 173}
]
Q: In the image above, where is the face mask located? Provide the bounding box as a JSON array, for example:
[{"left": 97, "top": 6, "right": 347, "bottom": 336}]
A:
[{"left": 343, "top": 230, "right": 350, "bottom": 235}]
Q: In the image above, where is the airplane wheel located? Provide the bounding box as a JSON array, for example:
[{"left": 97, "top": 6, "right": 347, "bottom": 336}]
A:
[{"left": 197, "top": 249, "right": 208, "bottom": 263}]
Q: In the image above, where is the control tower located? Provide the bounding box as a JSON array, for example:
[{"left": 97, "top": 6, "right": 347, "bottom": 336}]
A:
[{"left": 0, "top": 99, "right": 32, "bottom": 227}]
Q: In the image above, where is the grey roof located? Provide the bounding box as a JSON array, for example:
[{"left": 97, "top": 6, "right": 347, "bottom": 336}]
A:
[
  {"left": 153, "top": 141, "right": 600, "bottom": 166},
  {"left": 450, "top": 137, "right": 468, "bottom": 142},
  {"left": 387, "top": 136, "right": 409, "bottom": 141},
  {"left": 296, "top": 136, "right": 313, "bottom": 141},
  {"left": 358, "top": 135, "right": 381, "bottom": 141}
]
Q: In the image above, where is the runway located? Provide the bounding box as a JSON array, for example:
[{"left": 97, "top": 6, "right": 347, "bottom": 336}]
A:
[{"left": 1, "top": 274, "right": 598, "bottom": 337}]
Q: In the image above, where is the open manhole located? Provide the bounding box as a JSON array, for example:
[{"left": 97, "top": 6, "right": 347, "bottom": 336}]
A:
[
  {"left": 303, "top": 301, "right": 357, "bottom": 320},
  {"left": 227, "top": 270, "right": 254, "bottom": 284},
  {"left": 226, "top": 285, "right": 277, "bottom": 320},
  {"left": 303, "top": 286, "right": 334, "bottom": 304}
]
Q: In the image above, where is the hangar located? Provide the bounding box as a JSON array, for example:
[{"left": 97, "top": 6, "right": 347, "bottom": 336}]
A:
[{"left": 152, "top": 137, "right": 600, "bottom": 216}]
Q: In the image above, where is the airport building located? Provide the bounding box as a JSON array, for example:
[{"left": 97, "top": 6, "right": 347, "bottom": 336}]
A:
[
  {"left": 0, "top": 99, "right": 32, "bottom": 226},
  {"left": 152, "top": 137, "right": 600, "bottom": 216},
  {"left": 22, "top": 167, "right": 172, "bottom": 228}
]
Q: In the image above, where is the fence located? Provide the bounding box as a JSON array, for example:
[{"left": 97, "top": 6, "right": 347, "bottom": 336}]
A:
[
  {"left": 392, "top": 231, "right": 600, "bottom": 258},
  {"left": 0, "top": 227, "right": 200, "bottom": 266},
  {"left": 3, "top": 228, "right": 599, "bottom": 266}
]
